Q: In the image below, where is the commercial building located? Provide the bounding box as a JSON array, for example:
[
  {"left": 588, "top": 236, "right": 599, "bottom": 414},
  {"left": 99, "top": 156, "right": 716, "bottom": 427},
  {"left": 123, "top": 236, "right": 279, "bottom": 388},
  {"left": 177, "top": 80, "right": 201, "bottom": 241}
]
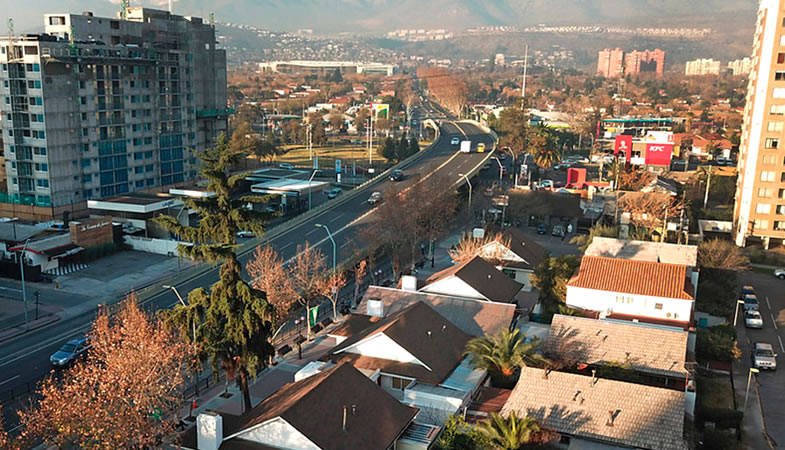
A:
[
  {"left": 624, "top": 49, "right": 665, "bottom": 77},
  {"left": 258, "top": 61, "right": 396, "bottom": 76},
  {"left": 684, "top": 58, "right": 722, "bottom": 76},
  {"left": 0, "top": 8, "right": 228, "bottom": 216},
  {"left": 735, "top": 0, "right": 785, "bottom": 248},
  {"left": 728, "top": 57, "right": 753, "bottom": 76},
  {"left": 597, "top": 48, "right": 625, "bottom": 78}
]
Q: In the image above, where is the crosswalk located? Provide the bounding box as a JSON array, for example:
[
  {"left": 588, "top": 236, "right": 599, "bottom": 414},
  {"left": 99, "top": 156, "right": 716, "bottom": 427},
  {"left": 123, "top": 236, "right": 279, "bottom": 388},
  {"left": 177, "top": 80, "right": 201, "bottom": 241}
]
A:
[{"left": 45, "top": 263, "right": 88, "bottom": 277}]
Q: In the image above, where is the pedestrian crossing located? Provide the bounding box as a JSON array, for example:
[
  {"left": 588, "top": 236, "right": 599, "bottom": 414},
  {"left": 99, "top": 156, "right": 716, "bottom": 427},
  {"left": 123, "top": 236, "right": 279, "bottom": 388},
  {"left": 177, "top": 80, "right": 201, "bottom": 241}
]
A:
[{"left": 45, "top": 263, "right": 88, "bottom": 276}]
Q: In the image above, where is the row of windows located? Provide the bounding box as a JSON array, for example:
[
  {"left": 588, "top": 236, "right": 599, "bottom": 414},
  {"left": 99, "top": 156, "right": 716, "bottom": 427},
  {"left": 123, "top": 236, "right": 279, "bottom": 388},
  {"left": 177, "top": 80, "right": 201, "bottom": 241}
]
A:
[
  {"left": 6, "top": 129, "right": 45, "bottom": 139},
  {"left": 4, "top": 113, "right": 43, "bottom": 123},
  {"left": 1, "top": 80, "right": 41, "bottom": 89},
  {"left": 753, "top": 219, "right": 785, "bottom": 231},
  {"left": 3, "top": 96, "right": 42, "bottom": 105},
  {"left": 754, "top": 203, "right": 785, "bottom": 215},
  {"left": 0, "top": 63, "right": 40, "bottom": 72}
]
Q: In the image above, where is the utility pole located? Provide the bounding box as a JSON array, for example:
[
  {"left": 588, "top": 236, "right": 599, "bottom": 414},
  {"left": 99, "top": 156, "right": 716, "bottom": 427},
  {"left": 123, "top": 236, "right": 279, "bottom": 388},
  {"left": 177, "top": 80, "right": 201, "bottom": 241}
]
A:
[
  {"left": 703, "top": 168, "right": 712, "bottom": 209},
  {"left": 521, "top": 45, "right": 528, "bottom": 108}
]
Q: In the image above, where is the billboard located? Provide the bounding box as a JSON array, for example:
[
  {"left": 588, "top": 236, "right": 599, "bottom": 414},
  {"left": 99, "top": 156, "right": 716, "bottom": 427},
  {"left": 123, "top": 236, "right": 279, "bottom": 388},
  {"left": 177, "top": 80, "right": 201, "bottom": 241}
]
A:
[
  {"left": 645, "top": 131, "right": 674, "bottom": 144},
  {"left": 645, "top": 143, "right": 674, "bottom": 166},
  {"left": 371, "top": 103, "right": 389, "bottom": 119},
  {"left": 614, "top": 135, "right": 632, "bottom": 157}
]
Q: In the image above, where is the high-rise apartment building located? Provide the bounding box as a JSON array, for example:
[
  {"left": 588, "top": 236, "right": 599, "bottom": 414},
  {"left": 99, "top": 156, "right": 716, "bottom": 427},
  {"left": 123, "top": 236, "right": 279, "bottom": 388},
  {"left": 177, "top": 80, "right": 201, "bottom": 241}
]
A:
[
  {"left": 734, "top": 0, "right": 785, "bottom": 248},
  {"left": 728, "top": 57, "right": 753, "bottom": 76},
  {"left": 0, "top": 8, "right": 227, "bottom": 211},
  {"left": 597, "top": 48, "right": 625, "bottom": 78},
  {"left": 624, "top": 49, "right": 665, "bottom": 77},
  {"left": 684, "top": 58, "right": 722, "bottom": 76}
]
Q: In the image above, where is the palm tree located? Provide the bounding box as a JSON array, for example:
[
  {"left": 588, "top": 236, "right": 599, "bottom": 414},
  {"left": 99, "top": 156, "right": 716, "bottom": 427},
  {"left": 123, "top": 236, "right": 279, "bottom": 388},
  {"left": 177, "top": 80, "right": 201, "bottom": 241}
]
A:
[
  {"left": 465, "top": 328, "right": 548, "bottom": 388},
  {"left": 530, "top": 125, "right": 560, "bottom": 169},
  {"left": 475, "top": 412, "right": 541, "bottom": 450}
]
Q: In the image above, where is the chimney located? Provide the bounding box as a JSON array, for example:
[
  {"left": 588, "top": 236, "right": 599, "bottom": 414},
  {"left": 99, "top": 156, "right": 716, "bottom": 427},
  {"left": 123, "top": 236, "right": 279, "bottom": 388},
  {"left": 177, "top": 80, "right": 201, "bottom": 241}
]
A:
[
  {"left": 401, "top": 275, "right": 418, "bottom": 291},
  {"left": 197, "top": 411, "right": 223, "bottom": 450},
  {"left": 606, "top": 409, "right": 620, "bottom": 427},
  {"left": 591, "top": 369, "right": 597, "bottom": 386},
  {"left": 572, "top": 390, "right": 581, "bottom": 401},
  {"left": 441, "top": 325, "right": 447, "bottom": 332},
  {"left": 543, "top": 368, "right": 551, "bottom": 380},
  {"left": 367, "top": 298, "right": 384, "bottom": 317},
  {"left": 342, "top": 405, "right": 348, "bottom": 431},
  {"left": 427, "top": 330, "right": 432, "bottom": 338}
]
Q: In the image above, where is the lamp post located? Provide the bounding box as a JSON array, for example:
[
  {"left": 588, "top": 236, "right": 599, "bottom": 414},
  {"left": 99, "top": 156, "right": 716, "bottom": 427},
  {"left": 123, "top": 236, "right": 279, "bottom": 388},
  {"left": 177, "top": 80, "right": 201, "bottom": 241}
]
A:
[
  {"left": 19, "top": 238, "right": 30, "bottom": 330},
  {"left": 733, "top": 299, "right": 746, "bottom": 327},
  {"left": 492, "top": 157, "right": 504, "bottom": 186},
  {"left": 308, "top": 169, "right": 319, "bottom": 211},
  {"left": 315, "top": 224, "right": 336, "bottom": 273},
  {"left": 164, "top": 284, "right": 199, "bottom": 396},
  {"left": 34, "top": 290, "right": 40, "bottom": 321},
  {"left": 458, "top": 173, "right": 472, "bottom": 216},
  {"left": 744, "top": 367, "right": 760, "bottom": 411}
]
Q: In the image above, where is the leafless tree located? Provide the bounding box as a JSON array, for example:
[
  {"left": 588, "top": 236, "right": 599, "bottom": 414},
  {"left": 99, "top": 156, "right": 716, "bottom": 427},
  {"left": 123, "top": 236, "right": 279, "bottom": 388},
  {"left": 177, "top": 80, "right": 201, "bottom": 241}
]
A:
[
  {"left": 288, "top": 242, "right": 329, "bottom": 339},
  {"left": 449, "top": 232, "right": 511, "bottom": 266},
  {"left": 246, "top": 245, "right": 297, "bottom": 327}
]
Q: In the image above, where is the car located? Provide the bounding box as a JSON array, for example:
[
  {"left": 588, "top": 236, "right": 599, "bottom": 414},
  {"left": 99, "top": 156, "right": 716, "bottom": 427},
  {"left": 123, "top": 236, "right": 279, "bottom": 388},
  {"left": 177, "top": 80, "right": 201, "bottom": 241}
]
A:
[
  {"left": 389, "top": 170, "right": 404, "bottom": 182},
  {"left": 477, "top": 143, "right": 486, "bottom": 153},
  {"left": 775, "top": 268, "right": 785, "bottom": 280},
  {"left": 498, "top": 152, "right": 508, "bottom": 161},
  {"left": 451, "top": 137, "right": 460, "bottom": 145},
  {"left": 537, "top": 224, "right": 547, "bottom": 235},
  {"left": 236, "top": 231, "right": 255, "bottom": 238},
  {"left": 745, "top": 310, "right": 764, "bottom": 329},
  {"left": 741, "top": 285, "right": 756, "bottom": 297},
  {"left": 753, "top": 342, "right": 777, "bottom": 370},
  {"left": 367, "top": 191, "right": 383, "bottom": 205},
  {"left": 278, "top": 163, "right": 295, "bottom": 170},
  {"left": 327, "top": 188, "right": 342, "bottom": 199},
  {"left": 50, "top": 337, "right": 91, "bottom": 367},
  {"left": 480, "top": 163, "right": 491, "bottom": 171},
  {"left": 483, "top": 187, "right": 494, "bottom": 197},
  {"left": 552, "top": 225, "right": 565, "bottom": 237},
  {"left": 743, "top": 294, "right": 760, "bottom": 311}
]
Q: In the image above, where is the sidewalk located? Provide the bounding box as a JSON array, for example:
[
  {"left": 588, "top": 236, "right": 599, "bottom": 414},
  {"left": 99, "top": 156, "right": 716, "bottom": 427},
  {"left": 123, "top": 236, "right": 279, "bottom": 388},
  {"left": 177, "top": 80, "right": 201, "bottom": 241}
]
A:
[{"left": 732, "top": 326, "right": 774, "bottom": 449}]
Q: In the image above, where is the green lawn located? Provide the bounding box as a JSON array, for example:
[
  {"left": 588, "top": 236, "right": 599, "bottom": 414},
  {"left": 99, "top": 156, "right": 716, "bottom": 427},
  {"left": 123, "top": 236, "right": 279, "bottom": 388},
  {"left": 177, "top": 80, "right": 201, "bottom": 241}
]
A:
[{"left": 272, "top": 142, "right": 424, "bottom": 170}]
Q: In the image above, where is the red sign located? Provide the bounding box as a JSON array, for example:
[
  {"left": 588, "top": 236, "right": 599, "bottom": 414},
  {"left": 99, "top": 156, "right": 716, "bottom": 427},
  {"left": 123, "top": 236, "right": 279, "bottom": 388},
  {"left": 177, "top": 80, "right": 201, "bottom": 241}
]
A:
[
  {"left": 614, "top": 135, "right": 632, "bottom": 157},
  {"left": 645, "top": 143, "right": 674, "bottom": 166}
]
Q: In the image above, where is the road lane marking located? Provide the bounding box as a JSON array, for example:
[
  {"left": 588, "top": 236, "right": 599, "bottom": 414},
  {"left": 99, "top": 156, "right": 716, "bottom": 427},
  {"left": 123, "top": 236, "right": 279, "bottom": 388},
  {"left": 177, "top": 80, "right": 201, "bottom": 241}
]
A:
[
  {"left": 771, "top": 313, "right": 778, "bottom": 330},
  {"left": 340, "top": 241, "right": 353, "bottom": 249},
  {"left": 279, "top": 242, "right": 293, "bottom": 252},
  {"left": 305, "top": 228, "right": 319, "bottom": 237},
  {"left": 0, "top": 375, "right": 19, "bottom": 386},
  {"left": 0, "top": 285, "right": 21, "bottom": 293},
  {"left": 766, "top": 296, "right": 772, "bottom": 310},
  {"left": 328, "top": 213, "right": 344, "bottom": 223},
  {"left": 779, "top": 335, "right": 785, "bottom": 354}
]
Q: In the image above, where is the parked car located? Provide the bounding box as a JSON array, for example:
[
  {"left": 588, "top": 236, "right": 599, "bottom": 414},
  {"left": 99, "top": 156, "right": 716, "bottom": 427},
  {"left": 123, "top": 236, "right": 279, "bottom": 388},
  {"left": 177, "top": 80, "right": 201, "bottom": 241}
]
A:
[
  {"left": 741, "top": 285, "right": 756, "bottom": 297},
  {"left": 278, "top": 163, "right": 295, "bottom": 170},
  {"left": 552, "top": 225, "right": 566, "bottom": 237},
  {"left": 744, "top": 294, "right": 760, "bottom": 311},
  {"left": 774, "top": 268, "right": 785, "bottom": 280},
  {"left": 450, "top": 137, "right": 460, "bottom": 145},
  {"left": 367, "top": 191, "right": 383, "bottom": 205},
  {"left": 753, "top": 342, "right": 777, "bottom": 370},
  {"left": 236, "top": 231, "right": 255, "bottom": 238},
  {"left": 389, "top": 170, "right": 404, "bottom": 182},
  {"left": 537, "top": 224, "right": 547, "bottom": 235},
  {"left": 327, "top": 188, "right": 342, "bottom": 199},
  {"left": 50, "top": 337, "right": 91, "bottom": 368},
  {"left": 745, "top": 311, "right": 764, "bottom": 329}
]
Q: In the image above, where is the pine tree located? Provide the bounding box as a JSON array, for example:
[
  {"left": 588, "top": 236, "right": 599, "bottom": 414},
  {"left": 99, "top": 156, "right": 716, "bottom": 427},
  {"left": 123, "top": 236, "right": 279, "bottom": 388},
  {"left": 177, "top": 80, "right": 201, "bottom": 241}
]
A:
[{"left": 155, "top": 133, "right": 275, "bottom": 411}]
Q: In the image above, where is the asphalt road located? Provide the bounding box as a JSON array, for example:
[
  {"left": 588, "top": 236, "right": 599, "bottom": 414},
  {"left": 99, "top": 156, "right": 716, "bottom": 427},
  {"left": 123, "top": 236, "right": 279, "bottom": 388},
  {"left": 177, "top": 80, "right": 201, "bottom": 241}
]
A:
[{"left": 0, "top": 114, "right": 496, "bottom": 430}]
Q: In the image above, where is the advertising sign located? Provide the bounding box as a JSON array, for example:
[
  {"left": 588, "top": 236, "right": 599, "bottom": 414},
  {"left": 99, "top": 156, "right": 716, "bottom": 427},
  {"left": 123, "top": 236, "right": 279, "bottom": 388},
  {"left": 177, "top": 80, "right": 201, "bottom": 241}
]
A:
[
  {"left": 371, "top": 103, "right": 389, "bottom": 119},
  {"left": 645, "top": 131, "right": 674, "bottom": 144},
  {"left": 335, "top": 159, "right": 342, "bottom": 173},
  {"left": 645, "top": 143, "right": 674, "bottom": 166},
  {"left": 614, "top": 135, "right": 632, "bottom": 157}
]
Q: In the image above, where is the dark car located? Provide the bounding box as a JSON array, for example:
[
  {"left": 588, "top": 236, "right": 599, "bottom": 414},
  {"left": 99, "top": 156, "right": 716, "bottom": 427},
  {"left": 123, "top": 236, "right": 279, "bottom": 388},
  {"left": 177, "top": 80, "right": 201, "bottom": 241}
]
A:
[
  {"left": 390, "top": 170, "right": 404, "bottom": 182},
  {"left": 326, "top": 188, "right": 343, "bottom": 199},
  {"left": 50, "top": 337, "right": 91, "bottom": 367},
  {"left": 537, "top": 224, "right": 547, "bottom": 235}
]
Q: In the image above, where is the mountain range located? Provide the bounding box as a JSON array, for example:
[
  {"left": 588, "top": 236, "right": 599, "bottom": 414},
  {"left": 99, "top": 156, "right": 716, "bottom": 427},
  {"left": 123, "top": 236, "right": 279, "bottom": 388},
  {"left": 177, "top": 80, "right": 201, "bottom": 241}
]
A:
[{"left": 11, "top": 0, "right": 757, "bottom": 33}]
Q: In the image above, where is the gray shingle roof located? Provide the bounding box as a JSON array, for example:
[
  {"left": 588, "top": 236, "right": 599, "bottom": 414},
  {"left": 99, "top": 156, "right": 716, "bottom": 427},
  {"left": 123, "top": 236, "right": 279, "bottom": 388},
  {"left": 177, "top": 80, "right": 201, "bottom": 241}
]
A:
[
  {"left": 544, "top": 315, "right": 689, "bottom": 378},
  {"left": 502, "top": 367, "right": 687, "bottom": 450},
  {"left": 423, "top": 256, "right": 523, "bottom": 303}
]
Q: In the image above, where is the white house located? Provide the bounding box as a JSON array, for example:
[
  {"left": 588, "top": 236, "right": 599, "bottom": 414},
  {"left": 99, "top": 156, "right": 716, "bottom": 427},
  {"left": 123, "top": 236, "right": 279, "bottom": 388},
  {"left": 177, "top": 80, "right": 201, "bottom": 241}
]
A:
[
  {"left": 476, "top": 228, "right": 547, "bottom": 291},
  {"left": 566, "top": 256, "right": 695, "bottom": 329},
  {"left": 420, "top": 256, "right": 523, "bottom": 303}
]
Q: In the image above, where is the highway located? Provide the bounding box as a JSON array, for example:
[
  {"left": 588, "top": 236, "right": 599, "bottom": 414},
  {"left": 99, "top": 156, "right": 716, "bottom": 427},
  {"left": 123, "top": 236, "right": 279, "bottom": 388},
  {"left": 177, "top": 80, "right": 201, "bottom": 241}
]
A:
[{"left": 0, "top": 107, "right": 495, "bottom": 430}]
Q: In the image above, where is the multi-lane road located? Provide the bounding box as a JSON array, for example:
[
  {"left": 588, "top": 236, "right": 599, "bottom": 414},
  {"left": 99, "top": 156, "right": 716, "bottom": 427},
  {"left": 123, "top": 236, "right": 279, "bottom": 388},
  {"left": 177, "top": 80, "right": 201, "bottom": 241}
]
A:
[{"left": 0, "top": 110, "right": 496, "bottom": 429}]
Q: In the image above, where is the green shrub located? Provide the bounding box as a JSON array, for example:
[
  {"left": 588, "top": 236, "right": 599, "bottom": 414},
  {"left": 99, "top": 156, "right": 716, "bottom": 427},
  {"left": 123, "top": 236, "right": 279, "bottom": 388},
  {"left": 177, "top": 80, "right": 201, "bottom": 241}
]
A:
[
  {"left": 701, "top": 429, "right": 740, "bottom": 449},
  {"left": 696, "top": 324, "right": 740, "bottom": 362}
]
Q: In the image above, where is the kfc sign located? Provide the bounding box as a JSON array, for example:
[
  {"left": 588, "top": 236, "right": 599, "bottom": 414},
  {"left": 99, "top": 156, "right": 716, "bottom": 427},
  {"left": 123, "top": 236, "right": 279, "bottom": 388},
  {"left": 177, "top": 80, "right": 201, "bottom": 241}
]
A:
[
  {"left": 614, "top": 135, "right": 632, "bottom": 156},
  {"left": 645, "top": 143, "right": 673, "bottom": 166}
]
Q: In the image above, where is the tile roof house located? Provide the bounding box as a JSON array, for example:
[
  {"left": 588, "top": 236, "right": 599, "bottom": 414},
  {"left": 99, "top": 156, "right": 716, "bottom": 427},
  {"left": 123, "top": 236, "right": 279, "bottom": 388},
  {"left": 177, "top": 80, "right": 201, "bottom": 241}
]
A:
[
  {"left": 502, "top": 367, "right": 688, "bottom": 450},
  {"left": 181, "top": 363, "right": 419, "bottom": 450},
  {"left": 421, "top": 256, "right": 523, "bottom": 303},
  {"left": 566, "top": 256, "right": 695, "bottom": 329},
  {"left": 476, "top": 228, "right": 547, "bottom": 292},
  {"left": 356, "top": 285, "right": 516, "bottom": 337},
  {"left": 544, "top": 315, "right": 689, "bottom": 381}
]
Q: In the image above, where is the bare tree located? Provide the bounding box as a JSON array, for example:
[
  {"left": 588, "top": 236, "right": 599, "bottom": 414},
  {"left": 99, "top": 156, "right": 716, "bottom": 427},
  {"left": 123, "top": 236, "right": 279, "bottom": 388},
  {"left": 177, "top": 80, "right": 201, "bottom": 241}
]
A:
[
  {"left": 698, "top": 239, "right": 751, "bottom": 271},
  {"left": 320, "top": 271, "right": 348, "bottom": 321},
  {"left": 289, "top": 242, "right": 329, "bottom": 340},
  {"left": 0, "top": 406, "right": 8, "bottom": 449},
  {"left": 354, "top": 259, "right": 368, "bottom": 305},
  {"left": 449, "top": 232, "right": 511, "bottom": 266},
  {"left": 18, "top": 295, "right": 193, "bottom": 448},
  {"left": 618, "top": 192, "right": 685, "bottom": 238},
  {"left": 246, "top": 245, "right": 297, "bottom": 326}
]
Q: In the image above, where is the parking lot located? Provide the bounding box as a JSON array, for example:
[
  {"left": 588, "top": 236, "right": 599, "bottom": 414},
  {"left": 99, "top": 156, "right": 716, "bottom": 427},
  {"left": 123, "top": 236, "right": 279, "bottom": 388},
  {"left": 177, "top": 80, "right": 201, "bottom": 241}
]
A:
[{"left": 735, "top": 270, "right": 785, "bottom": 445}]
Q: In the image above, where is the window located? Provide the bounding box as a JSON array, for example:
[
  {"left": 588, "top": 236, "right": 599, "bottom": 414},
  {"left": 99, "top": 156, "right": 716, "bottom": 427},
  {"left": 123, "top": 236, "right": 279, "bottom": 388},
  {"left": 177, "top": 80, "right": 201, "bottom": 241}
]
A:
[
  {"left": 756, "top": 219, "right": 769, "bottom": 230},
  {"left": 760, "top": 187, "right": 774, "bottom": 198},
  {"left": 391, "top": 377, "right": 411, "bottom": 390},
  {"left": 655, "top": 303, "right": 663, "bottom": 310},
  {"left": 33, "top": 147, "right": 46, "bottom": 156},
  {"left": 761, "top": 171, "right": 776, "bottom": 182},
  {"left": 776, "top": 71, "right": 785, "bottom": 81},
  {"left": 757, "top": 203, "right": 771, "bottom": 214},
  {"left": 778, "top": 53, "right": 785, "bottom": 64},
  {"left": 134, "top": 166, "right": 143, "bottom": 174},
  {"left": 775, "top": 221, "right": 785, "bottom": 231},
  {"left": 770, "top": 104, "right": 785, "bottom": 115},
  {"left": 763, "top": 155, "right": 777, "bottom": 165},
  {"left": 766, "top": 138, "right": 780, "bottom": 149},
  {"left": 774, "top": 88, "right": 785, "bottom": 98},
  {"left": 777, "top": 205, "right": 785, "bottom": 215},
  {"left": 35, "top": 179, "right": 49, "bottom": 188},
  {"left": 34, "top": 163, "right": 48, "bottom": 172},
  {"left": 768, "top": 121, "right": 783, "bottom": 132}
]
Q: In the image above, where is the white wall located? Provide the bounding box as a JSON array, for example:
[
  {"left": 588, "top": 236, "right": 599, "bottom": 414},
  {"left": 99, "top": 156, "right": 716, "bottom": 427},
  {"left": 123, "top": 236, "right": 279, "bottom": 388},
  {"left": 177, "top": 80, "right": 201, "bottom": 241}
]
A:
[
  {"left": 498, "top": 266, "right": 533, "bottom": 292},
  {"left": 342, "top": 333, "right": 427, "bottom": 367},
  {"left": 566, "top": 286, "right": 693, "bottom": 323},
  {"left": 235, "top": 417, "right": 320, "bottom": 450},
  {"left": 420, "top": 276, "right": 487, "bottom": 301},
  {"left": 122, "top": 236, "right": 191, "bottom": 256}
]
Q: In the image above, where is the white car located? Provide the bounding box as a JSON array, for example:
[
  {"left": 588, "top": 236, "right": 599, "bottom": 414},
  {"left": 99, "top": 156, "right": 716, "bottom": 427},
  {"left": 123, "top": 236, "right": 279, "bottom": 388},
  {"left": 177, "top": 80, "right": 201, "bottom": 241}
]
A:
[
  {"left": 745, "top": 310, "right": 764, "bottom": 329},
  {"left": 774, "top": 268, "right": 785, "bottom": 280},
  {"left": 237, "top": 231, "right": 255, "bottom": 238},
  {"left": 753, "top": 342, "right": 777, "bottom": 370},
  {"left": 367, "top": 191, "right": 382, "bottom": 205},
  {"left": 279, "top": 163, "right": 295, "bottom": 170},
  {"left": 450, "top": 137, "right": 460, "bottom": 145}
]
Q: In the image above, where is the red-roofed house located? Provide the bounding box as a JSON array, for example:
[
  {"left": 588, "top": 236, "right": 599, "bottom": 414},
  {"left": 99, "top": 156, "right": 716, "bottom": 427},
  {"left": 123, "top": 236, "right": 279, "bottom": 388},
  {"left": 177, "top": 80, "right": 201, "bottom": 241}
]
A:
[
  {"left": 566, "top": 256, "right": 695, "bottom": 329},
  {"left": 329, "top": 96, "right": 352, "bottom": 106}
]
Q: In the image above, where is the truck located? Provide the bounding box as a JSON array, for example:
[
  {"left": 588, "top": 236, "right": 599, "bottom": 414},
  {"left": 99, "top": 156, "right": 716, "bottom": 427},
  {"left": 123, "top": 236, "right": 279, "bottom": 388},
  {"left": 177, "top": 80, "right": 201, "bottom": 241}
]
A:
[{"left": 460, "top": 140, "right": 472, "bottom": 153}]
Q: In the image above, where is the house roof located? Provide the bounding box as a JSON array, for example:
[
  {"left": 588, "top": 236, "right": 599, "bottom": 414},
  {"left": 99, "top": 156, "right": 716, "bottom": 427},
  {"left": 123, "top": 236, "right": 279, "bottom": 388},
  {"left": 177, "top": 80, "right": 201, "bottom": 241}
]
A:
[
  {"left": 502, "top": 367, "right": 687, "bottom": 450},
  {"left": 423, "top": 256, "right": 523, "bottom": 303},
  {"left": 325, "top": 301, "right": 472, "bottom": 384},
  {"left": 181, "top": 363, "right": 417, "bottom": 450},
  {"left": 0, "top": 222, "right": 47, "bottom": 243},
  {"left": 508, "top": 191, "right": 582, "bottom": 219},
  {"left": 327, "top": 314, "right": 380, "bottom": 338},
  {"left": 497, "top": 227, "right": 548, "bottom": 270},
  {"left": 585, "top": 237, "right": 698, "bottom": 267},
  {"left": 544, "top": 315, "right": 689, "bottom": 378},
  {"left": 568, "top": 256, "right": 694, "bottom": 300},
  {"left": 357, "top": 286, "right": 515, "bottom": 337}
]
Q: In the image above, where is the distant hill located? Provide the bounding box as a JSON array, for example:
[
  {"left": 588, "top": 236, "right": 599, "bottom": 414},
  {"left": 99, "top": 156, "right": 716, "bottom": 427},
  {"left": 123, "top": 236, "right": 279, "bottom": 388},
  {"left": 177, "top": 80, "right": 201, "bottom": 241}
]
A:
[{"left": 16, "top": 0, "right": 757, "bottom": 33}]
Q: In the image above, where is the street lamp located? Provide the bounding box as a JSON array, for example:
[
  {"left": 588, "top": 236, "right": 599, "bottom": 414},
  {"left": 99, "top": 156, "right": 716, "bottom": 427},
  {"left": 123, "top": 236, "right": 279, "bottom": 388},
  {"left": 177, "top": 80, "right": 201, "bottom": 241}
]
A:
[
  {"left": 308, "top": 169, "right": 320, "bottom": 211},
  {"left": 492, "top": 157, "right": 504, "bottom": 186},
  {"left": 18, "top": 238, "right": 30, "bottom": 329},
  {"left": 315, "top": 224, "right": 336, "bottom": 273},
  {"left": 163, "top": 285, "right": 196, "bottom": 342},
  {"left": 458, "top": 173, "right": 472, "bottom": 215},
  {"left": 733, "top": 299, "right": 746, "bottom": 327},
  {"left": 744, "top": 367, "right": 760, "bottom": 411}
]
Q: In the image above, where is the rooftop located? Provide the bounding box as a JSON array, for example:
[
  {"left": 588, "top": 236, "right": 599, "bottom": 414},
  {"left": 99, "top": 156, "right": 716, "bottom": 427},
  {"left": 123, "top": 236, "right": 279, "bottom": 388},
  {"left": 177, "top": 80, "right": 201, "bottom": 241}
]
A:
[
  {"left": 544, "top": 315, "right": 689, "bottom": 378},
  {"left": 568, "top": 256, "right": 694, "bottom": 301},
  {"left": 502, "top": 367, "right": 687, "bottom": 450},
  {"left": 87, "top": 194, "right": 181, "bottom": 214},
  {"left": 495, "top": 227, "right": 548, "bottom": 270},
  {"left": 584, "top": 237, "right": 697, "bottom": 267},
  {"left": 423, "top": 256, "right": 523, "bottom": 303}
]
